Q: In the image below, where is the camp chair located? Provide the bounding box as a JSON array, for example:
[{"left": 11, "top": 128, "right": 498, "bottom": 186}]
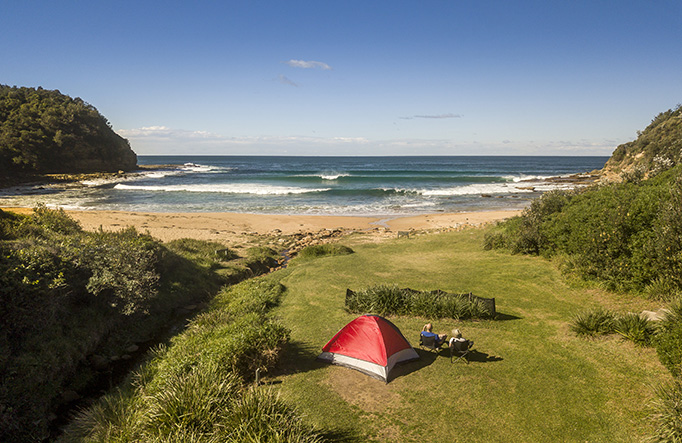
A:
[
  {"left": 449, "top": 339, "right": 473, "bottom": 364},
  {"left": 419, "top": 333, "right": 443, "bottom": 353}
]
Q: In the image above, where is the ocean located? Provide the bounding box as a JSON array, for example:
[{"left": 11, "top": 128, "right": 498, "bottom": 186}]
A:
[{"left": 0, "top": 156, "right": 609, "bottom": 215}]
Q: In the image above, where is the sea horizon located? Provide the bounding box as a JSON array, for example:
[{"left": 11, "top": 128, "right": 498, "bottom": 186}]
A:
[{"left": 1, "top": 155, "right": 609, "bottom": 215}]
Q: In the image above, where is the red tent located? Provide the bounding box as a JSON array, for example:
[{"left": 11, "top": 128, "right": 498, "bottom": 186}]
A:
[{"left": 318, "top": 315, "right": 419, "bottom": 382}]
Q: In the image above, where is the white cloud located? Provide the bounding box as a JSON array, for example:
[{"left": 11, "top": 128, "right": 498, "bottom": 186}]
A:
[
  {"left": 283, "top": 59, "right": 332, "bottom": 70},
  {"left": 400, "top": 113, "right": 462, "bottom": 120},
  {"left": 278, "top": 74, "right": 299, "bottom": 87},
  {"left": 117, "top": 127, "right": 370, "bottom": 155},
  {"left": 117, "top": 126, "right": 616, "bottom": 156}
]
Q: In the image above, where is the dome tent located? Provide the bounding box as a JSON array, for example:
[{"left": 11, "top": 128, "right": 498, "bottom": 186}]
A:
[{"left": 317, "top": 314, "right": 419, "bottom": 382}]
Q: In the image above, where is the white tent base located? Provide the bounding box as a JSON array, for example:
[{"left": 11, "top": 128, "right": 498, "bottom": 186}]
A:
[{"left": 318, "top": 347, "right": 419, "bottom": 382}]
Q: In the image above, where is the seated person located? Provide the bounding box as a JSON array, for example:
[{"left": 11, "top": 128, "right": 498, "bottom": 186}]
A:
[
  {"left": 449, "top": 329, "right": 473, "bottom": 351},
  {"left": 421, "top": 323, "right": 447, "bottom": 347}
]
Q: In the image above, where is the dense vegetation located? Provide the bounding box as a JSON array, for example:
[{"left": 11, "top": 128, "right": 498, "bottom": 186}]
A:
[
  {"left": 0, "top": 85, "right": 137, "bottom": 177},
  {"left": 345, "top": 285, "right": 494, "bottom": 319},
  {"left": 61, "top": 279, "right": 322, "bottom": 442},
  {"left": 297, "top": 243, "right": 354, "bottom": 259},
  {"left": 0, "top": 207, "right": 281, "bottom": 442},
  {"left": 484, "top": 165, "right": 682, "bottom": 297},
  {"left": 485, "top": 106, "right": 682, "bottom": 440},
  {"left": 603, "top": 104, "right": 682, "bottom": 180}
]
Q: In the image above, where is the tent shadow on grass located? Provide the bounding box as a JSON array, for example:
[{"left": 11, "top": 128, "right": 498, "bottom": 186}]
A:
[
  {"left": 387, "top": 348, "right": 439, "bottom": 381},
  {"left": 270, "top": 340, "right": 328, "bottom": 378}
]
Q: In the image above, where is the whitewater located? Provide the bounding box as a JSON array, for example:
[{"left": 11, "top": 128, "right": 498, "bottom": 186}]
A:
[{"left": 0, "top": 156, "right": 608, "bottom": 215}]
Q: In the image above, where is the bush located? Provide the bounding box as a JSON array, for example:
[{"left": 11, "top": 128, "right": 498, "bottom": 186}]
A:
[
  {"left": 346, "top": 285, "right": 494, "bottom": 320},
  {"left": 484, "top": 191, "right": 574, "bottom": 255},
  {"left": 612, "top": 312, "right": 654, "bottom": 346},
  {"left": 27, "top": 203, "right": 82, "bottom": 236},
  {"left": 83, "top": 228, "right": 161, "bottom": 315},
  {"left": 654, "top": 299, "right": 682, "bottom": 377},
  {"left": 166, "top": 238, "right": 237, "bottom": 266},
  {"left": 297, "top": 243, "right": 354, "bottom": 259},
  {"left": 0, "top": 207, "right": 239, "bottom": 441},
  {"left": 346, "top": 285, "right": 410, "bottom": 316},
  {"left": 570, "top": 308, "right": 616, "bottom": 337},
  {"left": 61, "top": 277, "right": 319, "bottom": 442},
  {"left": 649, "top": 378, "right": 682, "bottom": 442},
  {"left": 488, "top": 166, "right": 682, "bottom": 294},
  {"left": 645, "top": 277, "right": 682, "bottom": 302}
]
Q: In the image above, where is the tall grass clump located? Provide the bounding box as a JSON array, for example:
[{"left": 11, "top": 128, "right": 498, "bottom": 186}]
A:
[
  {"left": 297, "top": 243, "right": 354, "bottom": 259},
  {"left": 166, "top": 238, "right": 237, "bottom": 267},
  {"left": 648, "top": 378, "right": 682, "bottom": 443},
  {"left": 345, "top": 284, "right": 410, "bottom": 316},
  {"left": 62, "top": 277, "right": 322, "bottom": 442},
  {"left": 346, "top": 285, "right": 494, "bottom": 320},
  {"left": 570, "top": 308, "right": 616, "bottom": 337},
  {"left": 613, "top": 312, "right": 655, "bottom": 346},
  {"left": 654, "top": 298, "right": 682, "bottom": 377}
]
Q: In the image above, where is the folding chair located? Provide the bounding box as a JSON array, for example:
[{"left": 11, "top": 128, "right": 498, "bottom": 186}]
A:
[
  {"left": 450, "top": 339, "right": 473, "bottom": 364},
  {"left": 419, "top": 333, "right": 442, "bottom": 353}
]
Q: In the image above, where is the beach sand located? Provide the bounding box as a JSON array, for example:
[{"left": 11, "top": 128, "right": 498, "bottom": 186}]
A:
[{"left": 1, "top": 207, "right": 520, "bottom": 244}]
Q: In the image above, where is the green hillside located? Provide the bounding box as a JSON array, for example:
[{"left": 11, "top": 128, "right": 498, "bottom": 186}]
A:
[
  {"left": 603, "top": 105, "right": 682, "bottom": 181},
  {"left": 0, "top": 85, "right": 137, "bottom": 177}
]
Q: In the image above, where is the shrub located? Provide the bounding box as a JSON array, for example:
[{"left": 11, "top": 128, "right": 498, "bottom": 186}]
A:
[
  {"left": 648, "top": 378, "right": 682, "bottom": 442},
  {"left": 346, "top": 285, "right": 410, "bottom": 316},
  {"left": 166, "top": 238, "right": 236, "bottom": 266},
  {"left": 297, "top": 243, "right": 354, "bottom": 259},
  {"left": 212, "top": 279, "right": 285, "bottom": 317},
  {"left": 83, "top": 228, "right": 161, "bottom": 315},
  {"left": 63, "top": 364, "right": 321, "bottom": 442},
  {"left": 27, "top": 203, "right": 82, "bottom": 235},
  {"left": 570, "top": 308, "right": 616, "bottom": 337},
  {"left": 612, "top": 312, "right": 654, "bottom": 346},
  {"left": 488, "top": 166, "right": 682, "bottom": 294},
  {"left": 346, "top": 285, "right": 494, "bottom": 320},
  {"left": 143, "top": 361, "right": 241, "bottom": 438},
  {"left": 61, "top": 277, "right": 315, "bottom": 442},
  {"left": 645, "top": 278, "right": 682, "bottom": 302},
  {"left": 654, "top": 299, "right": 682, "bottom": 377},
  {"left": 221, "top": 386, "right": 322, "bottom": 443},
  {"left": 0, "top": 207, "right": 240, "bottom": 441},
  {"left": 0, "top": 209, "right": 23, "bottom": 240}
]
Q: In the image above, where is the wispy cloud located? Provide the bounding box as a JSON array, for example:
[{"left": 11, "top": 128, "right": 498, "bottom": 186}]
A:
[
  {"left": 117, "top": 126, "right": 617, "bottom": 156},
  {"left": 117, "top": 126, "right": 370, "bottom": 155},
  {"left": 283, "top": 59, "right": 332, "bottom": 70},
  {"left": 278, "top": 74, "right": 299, "bottom": 87},
  {"left": 400, "top": 113, "right": 462, "bottom": 120}
]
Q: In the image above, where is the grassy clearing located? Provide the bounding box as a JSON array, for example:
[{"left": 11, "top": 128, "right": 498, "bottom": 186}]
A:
[{"left": 270, "top": 228, "right": 670, "bottom": 442}]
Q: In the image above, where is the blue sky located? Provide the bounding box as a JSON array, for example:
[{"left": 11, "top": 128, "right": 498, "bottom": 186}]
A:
[{"left": 3, "top": 1, "right": 681, "bottom": 156}]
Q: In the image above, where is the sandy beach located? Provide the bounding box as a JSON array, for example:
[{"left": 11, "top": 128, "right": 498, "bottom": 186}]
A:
[{"left": 1, "top": 207, "right": 521, "bottom": 244}]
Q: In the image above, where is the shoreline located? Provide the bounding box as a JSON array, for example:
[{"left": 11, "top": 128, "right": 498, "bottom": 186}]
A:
[{"left": 0, "top": 207, "right": 521, "bottom": 244}]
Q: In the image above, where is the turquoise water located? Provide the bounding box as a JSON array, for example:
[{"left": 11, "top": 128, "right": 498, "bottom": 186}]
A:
[{"left": 0, "top": 156, "right": 608, "bottom": 215}]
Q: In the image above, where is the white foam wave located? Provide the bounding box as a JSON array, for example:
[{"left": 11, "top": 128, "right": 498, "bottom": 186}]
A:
[
  {"left": 506, "top": 174, "right": 557, "bottom": 183},
  {"left": 298, "top": 172, "right": 351, "bottom": 180},
  {"left": 143, "top": 170, "right": 181, "bottom": 179},
  {"left": 421, "top": 180, "right": 580, "bottom": 196},
  {"left": 114, "top": 183, "right": 330, "bottom": 195},
  {"left": 80, "top": 179, "right": 115, "bottom": 186},
  {"left": 80, "top": 169, "right": 184, "bottom": 187},
  {"left": 320, "top": 173, "right": 350, "bottom": 180},
  {"left": 181, "top": 163, "right": 233, "bottom": 173}
]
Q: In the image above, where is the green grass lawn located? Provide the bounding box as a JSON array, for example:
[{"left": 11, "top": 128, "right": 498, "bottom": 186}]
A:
[{"left": 268, "top": 228, "right": 670, "bottom": 442}]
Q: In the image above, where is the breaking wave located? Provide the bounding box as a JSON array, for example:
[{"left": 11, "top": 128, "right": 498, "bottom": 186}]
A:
[{"left": 114, "top": 183, "right": 330, "bottom": 195}]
